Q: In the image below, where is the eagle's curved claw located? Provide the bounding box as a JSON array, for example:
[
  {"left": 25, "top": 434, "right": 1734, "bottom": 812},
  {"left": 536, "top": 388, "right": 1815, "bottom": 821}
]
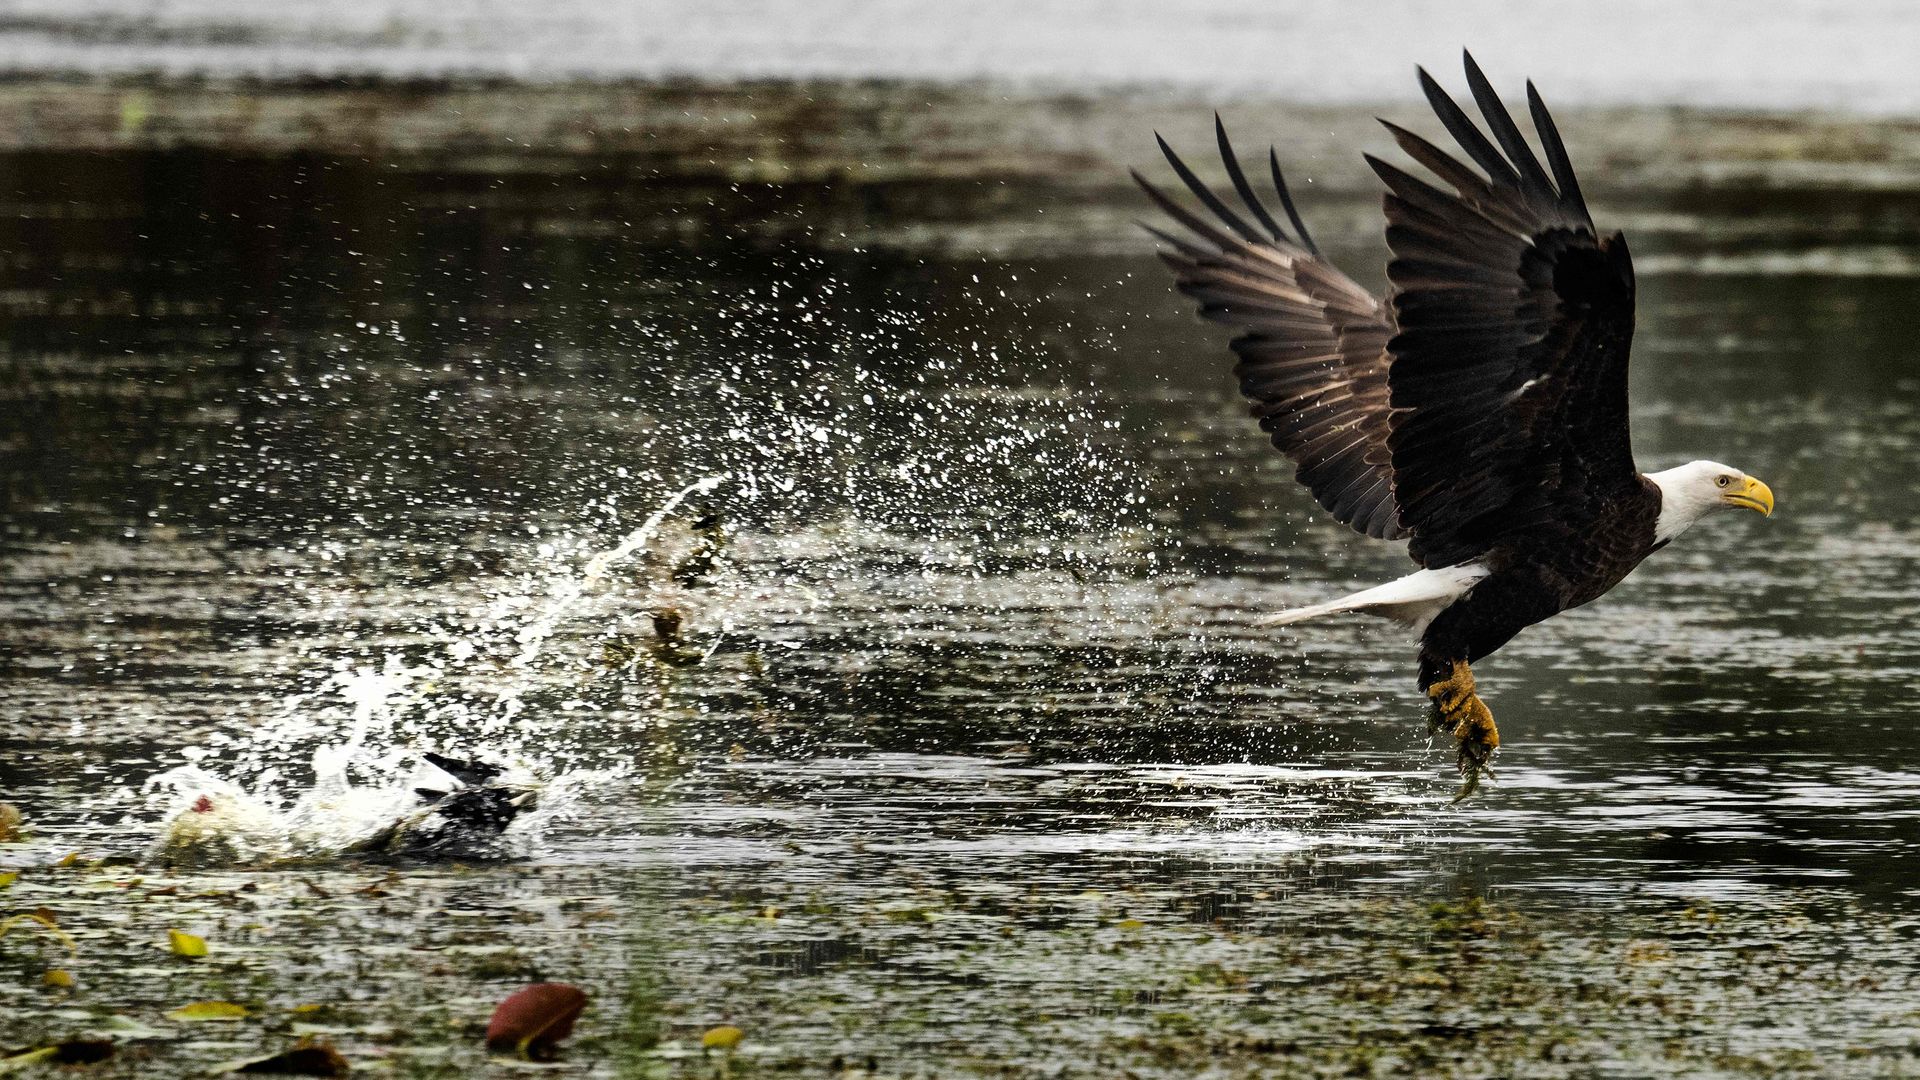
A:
[{"left": 1427, "top": 660, "right": 1499, "bottom": 799}]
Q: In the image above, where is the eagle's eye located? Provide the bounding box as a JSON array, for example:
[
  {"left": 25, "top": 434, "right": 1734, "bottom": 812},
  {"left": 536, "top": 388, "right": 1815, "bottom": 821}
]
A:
[{"left": 1715, "top": 476, "right": 1732, "bottom": 488}]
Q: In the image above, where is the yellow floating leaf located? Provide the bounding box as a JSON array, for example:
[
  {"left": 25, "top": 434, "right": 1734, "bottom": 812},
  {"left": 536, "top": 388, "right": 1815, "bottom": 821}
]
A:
[
  {"left": 0, "top": 1046, "right": 57, "bottom": 1073},
  {"left": 167, "top": 1000, "right": 249, "bottom": 1022},
  {"left": 0, "top": 872, "right": 16, "bottom": 889},
  {"left": 169, "top": 929, "right": 209, "bottom": 958},
  {"left": 0, "top": 1040, "right": 113, "bottom": 1073},
  {"left": 42, "top": 969, "right": 75, "bottom": 988},
  {"left": 55, "top": 852, "right": 81, "bottom": 868},
  {"left": 1115, "top": 918, "right": 1145, "bottom": 932},
  {"left": 701, "top": 1025, "right": 744, "bottom": 1051}
]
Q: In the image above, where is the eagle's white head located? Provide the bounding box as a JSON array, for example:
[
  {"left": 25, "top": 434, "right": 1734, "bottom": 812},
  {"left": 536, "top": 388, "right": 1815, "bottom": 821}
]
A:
[{"left": 1645, "top": 459, "right": 1776, "bottom": 545}]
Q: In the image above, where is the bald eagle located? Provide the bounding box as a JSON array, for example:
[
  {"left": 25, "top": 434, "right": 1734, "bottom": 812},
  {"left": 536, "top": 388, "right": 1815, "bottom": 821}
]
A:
[{"left": 1137, "top": 53, "right": 1775, "bottom": 794}]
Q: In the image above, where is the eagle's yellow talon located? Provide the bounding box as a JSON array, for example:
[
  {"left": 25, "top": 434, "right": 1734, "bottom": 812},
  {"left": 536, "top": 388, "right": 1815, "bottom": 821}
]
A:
[{"left": 1428, "top": 660, "right": 1499, "bottom": 799}]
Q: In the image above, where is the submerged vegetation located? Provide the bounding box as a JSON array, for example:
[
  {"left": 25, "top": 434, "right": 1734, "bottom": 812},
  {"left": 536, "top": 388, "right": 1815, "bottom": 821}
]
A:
[{"left": 5, "top": 854, "right": 1920, "bottom": 1076}]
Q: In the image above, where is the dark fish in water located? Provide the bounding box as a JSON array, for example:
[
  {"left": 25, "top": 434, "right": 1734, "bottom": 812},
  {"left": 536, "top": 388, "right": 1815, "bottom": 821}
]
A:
[
  {"left": 420, "top": 750, "right": 505, "bottom": 788},
  {"left": 355, "top": 752, "right": 537, "bottom": 860},
  {"left": 151, "top": 751, "right": 541, "bottom": 866}
]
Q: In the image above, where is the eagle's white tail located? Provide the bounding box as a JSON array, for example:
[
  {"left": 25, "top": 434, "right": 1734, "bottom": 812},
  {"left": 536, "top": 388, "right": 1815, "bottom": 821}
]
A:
[{"left": 1259, "top": 563, "right": 1490, "bottom": 632}]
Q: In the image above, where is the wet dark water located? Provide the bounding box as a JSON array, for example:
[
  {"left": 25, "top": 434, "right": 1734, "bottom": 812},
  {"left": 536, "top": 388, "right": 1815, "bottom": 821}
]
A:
[{"left": 5, "top": 131, "right": 1920, "bottom": 1075}]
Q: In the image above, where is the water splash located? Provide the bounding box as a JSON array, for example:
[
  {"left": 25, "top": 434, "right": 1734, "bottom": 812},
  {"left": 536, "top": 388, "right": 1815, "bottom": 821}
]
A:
[
  {"left": 138, "top": 478, "right": 734, "bottom": 866},
  {"left": 144, "top": 752, "right": 551, "bottom": 866},
  {"left": 510, "top": 474, "right": 729, "bottom": 669}
]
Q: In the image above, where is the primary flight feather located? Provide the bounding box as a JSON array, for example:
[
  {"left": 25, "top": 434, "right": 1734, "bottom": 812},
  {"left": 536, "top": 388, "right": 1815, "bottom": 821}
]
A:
[{"left": 1136, "top": 51, "right": 1776, "bottom": 795}]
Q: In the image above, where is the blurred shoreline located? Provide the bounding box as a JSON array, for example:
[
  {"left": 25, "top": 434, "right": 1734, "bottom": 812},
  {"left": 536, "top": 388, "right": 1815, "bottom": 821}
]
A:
[
  {"left": 3, "top": 76, "right": 1918, "bottom": 192},
  {"left": 5, "top": 1, "right": 1920, "bottom": 115},
  {"left": 3, "top": 76, "right": 1918, "bottom": 265}
]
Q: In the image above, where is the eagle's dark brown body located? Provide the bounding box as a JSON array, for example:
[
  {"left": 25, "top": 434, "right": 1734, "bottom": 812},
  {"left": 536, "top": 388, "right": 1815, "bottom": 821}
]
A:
[{"left": 1418, "top": 476, "right": 1660, "bottom": 687}]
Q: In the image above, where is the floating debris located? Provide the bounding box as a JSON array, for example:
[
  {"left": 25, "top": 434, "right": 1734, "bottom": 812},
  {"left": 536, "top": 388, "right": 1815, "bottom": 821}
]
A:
[
  {"left": 0, "top": 1039, "right": 114, "bottom": 1072},
  {"left": 225, "top": 1041, "right": 350, "bottom": 1076}
]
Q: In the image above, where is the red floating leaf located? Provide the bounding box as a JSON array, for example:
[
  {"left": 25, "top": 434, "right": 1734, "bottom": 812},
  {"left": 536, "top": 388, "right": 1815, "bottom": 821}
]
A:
[{"left": 485, "top": 982, "right": 588, "bottom": 1059}]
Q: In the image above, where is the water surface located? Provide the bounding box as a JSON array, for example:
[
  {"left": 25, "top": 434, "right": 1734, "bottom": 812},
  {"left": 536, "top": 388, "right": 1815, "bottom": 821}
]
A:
[{"left": 4, "top": 106, "right": 1920, "bottom": 1076}]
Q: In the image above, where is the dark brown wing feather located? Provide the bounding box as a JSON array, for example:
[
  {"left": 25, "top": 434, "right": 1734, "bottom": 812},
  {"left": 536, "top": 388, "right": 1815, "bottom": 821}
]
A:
[
  {"left": 1136, "top": 118, "right": 1407, "bottom": 541},
  {"left": 1370, "top": 52, "right": 1638, "bottom": 568}
]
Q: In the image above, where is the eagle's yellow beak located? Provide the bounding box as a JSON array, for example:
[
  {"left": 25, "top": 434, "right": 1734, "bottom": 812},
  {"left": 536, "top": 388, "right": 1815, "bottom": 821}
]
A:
[{"left": 1723, "top": 476, "right": 1775, "bottom": 517}]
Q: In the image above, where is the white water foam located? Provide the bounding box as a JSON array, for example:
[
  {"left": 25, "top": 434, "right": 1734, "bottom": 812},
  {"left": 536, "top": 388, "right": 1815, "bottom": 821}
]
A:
[{"left": 142, "top": 476, "right": 731, "bottom": 865}]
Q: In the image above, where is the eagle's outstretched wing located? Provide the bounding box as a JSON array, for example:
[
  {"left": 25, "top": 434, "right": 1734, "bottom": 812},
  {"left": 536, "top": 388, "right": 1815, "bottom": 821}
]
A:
[
  {"left": 1134, "top": 119, "right": 1407, "bottom": 541},
  {"left": 1371, "top": 53, "right": 1638, "bottom": 568}
]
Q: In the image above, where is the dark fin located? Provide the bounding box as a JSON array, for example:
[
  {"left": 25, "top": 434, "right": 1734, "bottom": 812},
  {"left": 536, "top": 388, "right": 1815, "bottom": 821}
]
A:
[
  {"left": 423, "top": 751, "right": 504, "bottom": 786},
  {"left": 1213, "top": 115, "right": 1287, "bottom": 242},
  {"left": 413, "top": 787, "right": 449, "bottom": 803}
]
